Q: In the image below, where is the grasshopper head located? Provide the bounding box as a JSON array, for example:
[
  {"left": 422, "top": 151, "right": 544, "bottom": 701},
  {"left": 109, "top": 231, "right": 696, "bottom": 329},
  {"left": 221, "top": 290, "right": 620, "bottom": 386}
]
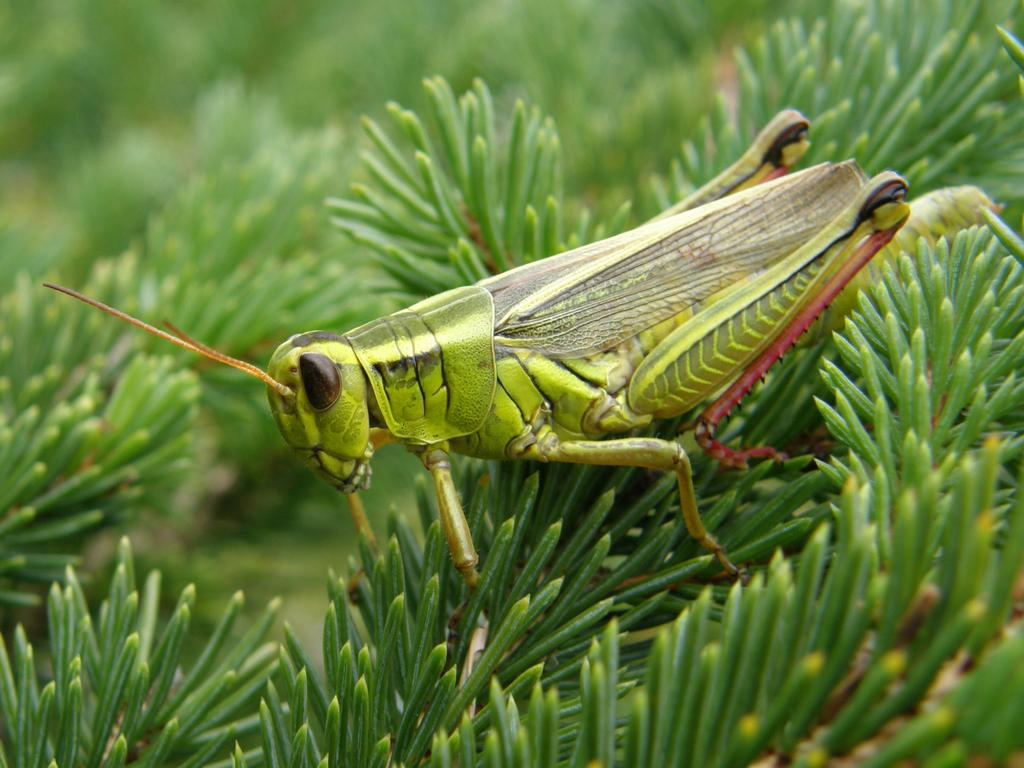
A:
[
  {"left": 41, "top": 284, "right": 376, "bottom": 493},
  {"left": 266, "top": 334, "right": 373, "bottom": 493}
]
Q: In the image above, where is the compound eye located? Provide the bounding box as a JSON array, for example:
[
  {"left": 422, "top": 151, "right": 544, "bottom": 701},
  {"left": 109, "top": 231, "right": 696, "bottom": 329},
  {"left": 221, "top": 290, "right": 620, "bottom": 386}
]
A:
[
  {"left": 299, "top": 353, "right": 341, "bottom": 411},
  {"left": 859, "top": 179, "right": 908, "bottom": 221}
]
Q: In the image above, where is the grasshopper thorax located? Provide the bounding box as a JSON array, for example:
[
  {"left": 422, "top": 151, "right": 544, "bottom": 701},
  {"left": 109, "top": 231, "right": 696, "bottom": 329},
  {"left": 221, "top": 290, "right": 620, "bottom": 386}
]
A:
[{"left": 267, "top": 333, "right": 373, "bottom": 493}]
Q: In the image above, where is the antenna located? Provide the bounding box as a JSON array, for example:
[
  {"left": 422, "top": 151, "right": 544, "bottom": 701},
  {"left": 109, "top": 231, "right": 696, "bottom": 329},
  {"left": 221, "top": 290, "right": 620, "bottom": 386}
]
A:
[{"left": 43, "top": 283, "right": 294, "bottom": 398}]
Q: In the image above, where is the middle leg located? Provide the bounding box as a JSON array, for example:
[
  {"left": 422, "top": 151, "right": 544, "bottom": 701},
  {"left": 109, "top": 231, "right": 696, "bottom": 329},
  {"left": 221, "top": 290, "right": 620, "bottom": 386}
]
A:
[{"left": 527, "top": 433, "right": 741, "bottom": 578}]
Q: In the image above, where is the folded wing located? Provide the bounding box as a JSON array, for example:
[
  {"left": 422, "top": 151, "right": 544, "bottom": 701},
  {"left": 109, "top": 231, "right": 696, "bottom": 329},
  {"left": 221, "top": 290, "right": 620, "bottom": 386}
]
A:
[{"left": 484, "top": 161, "right": 867, "bottom": 357}]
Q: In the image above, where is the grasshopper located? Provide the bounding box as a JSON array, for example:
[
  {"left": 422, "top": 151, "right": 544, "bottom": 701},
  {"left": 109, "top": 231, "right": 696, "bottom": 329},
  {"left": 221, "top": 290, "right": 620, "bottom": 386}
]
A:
[{"left": 48, "top": 110, "right": 918, "bottom": 587}]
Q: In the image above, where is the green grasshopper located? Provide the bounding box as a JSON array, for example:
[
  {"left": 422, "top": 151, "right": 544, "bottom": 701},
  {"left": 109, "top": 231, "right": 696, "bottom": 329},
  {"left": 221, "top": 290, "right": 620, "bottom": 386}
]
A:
[{"left": 48, "top": 110, "right": 920, "bottom": 587}]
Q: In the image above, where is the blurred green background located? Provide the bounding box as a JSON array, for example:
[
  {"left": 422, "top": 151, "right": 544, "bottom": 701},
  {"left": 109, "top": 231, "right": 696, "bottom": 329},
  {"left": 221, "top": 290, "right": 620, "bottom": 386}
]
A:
[{"left": 11, "top": 0, "right": 994, "bottom": 649}]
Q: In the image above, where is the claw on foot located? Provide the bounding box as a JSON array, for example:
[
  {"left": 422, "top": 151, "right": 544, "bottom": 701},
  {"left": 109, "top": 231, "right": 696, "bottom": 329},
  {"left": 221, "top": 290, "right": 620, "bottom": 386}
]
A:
[{"left": 695, "top": 420, "right": 787, "bottom": 469}]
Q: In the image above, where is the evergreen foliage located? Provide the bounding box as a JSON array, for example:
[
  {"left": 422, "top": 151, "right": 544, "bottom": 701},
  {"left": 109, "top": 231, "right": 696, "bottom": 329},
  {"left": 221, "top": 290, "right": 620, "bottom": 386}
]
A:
[
  {"left": 656, "top": 1, "right": 1024, "bottom": 215},
  {"left": 1, "top": 538, "right": 279, "bottom": 766},
  {"left": 2, "top": 0, "right": 1024, "bottom": 765}
]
